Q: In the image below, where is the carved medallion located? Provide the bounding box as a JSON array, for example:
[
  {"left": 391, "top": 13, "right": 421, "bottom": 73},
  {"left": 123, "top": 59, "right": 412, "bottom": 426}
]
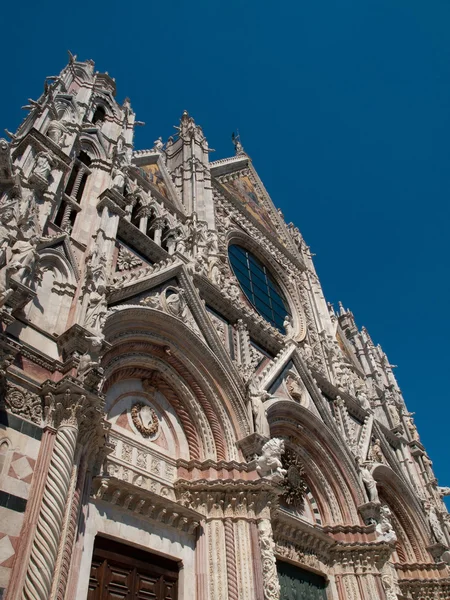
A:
[{"left": 131, "top": 403, "right": 159, "bottom": 438}]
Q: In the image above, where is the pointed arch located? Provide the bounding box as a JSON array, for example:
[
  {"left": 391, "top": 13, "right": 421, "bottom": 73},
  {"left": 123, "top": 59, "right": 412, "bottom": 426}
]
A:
[
  {"left": 26, "top": 249, "right": 76, "bottom": 334},
  {"left": 371, "top": 463, "right": 433, "bottom": 564},
  {"left": 267, "top": 400, "right": 363, "bottom": 525}
]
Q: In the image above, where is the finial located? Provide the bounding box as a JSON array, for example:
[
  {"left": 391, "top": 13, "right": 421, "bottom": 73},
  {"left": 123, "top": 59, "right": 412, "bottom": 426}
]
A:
[
  {"left": 338, "top": 301, "right": 346, "bottom": 316},
  {"left": 232, "top": 131, "right": 245, "bottom": 155}
]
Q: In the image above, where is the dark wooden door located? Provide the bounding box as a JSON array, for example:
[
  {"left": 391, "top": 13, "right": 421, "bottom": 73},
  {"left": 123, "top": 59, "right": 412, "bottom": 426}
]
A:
[
  {"left": 88, "top": 537, "right": 178, "bottom": 600},
  {"left": 277, "top": 560, "right": 327, "bottom": 600}
]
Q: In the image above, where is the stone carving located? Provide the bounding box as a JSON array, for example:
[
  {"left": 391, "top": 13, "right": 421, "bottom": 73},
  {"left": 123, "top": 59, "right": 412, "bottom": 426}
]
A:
[
  {"left": 371, "top": 438, "right": 384, "bottom": 463},
  {"left": 257, "top": 519, "right": 280, "bottom": 600},
  {"left": 9, "top": 234, "right": 40, "bottom": 282},
  {"left": 356, "top": 458, "right": 379, "bottom": 503},
  {"left": 438, "top": 487, "right": 450, "bottom": 497},
  {"left": 387, "top": 402, "right": 401, "bottom": 429},
  {"left": 300, "top": 341, "right": 313, "bottom": 362},
  {"left": 274, "top": 541, "right": 321, "bottom": 571},
  {"left": 256, "top": 438, "right": 287, "bottom": 483},
  {"left": 116, "top": 246, "right": 142, "bottom": 271},
  {"left": 33, "top": 150, "right": 54, "bottom": 181},
  {"left": 248, "top": 382, "right": 271, "bottom": 438},
  {"left": 0, "top": 138, "right": 13, "bottom": 183},
  {"left": 286, "top": 373, "right": 306, "bottom": 405},
  {"left": 280, "top": 448, "right": 307, "bottom": 511},
  {"left": 77, "top": 334, "right": 104, "bottom": 389},
  {"left": 84, "top": 255, "right": 108, "bottom": 334},
  {"left": 131, "top": 403, "right": 159, "bottom": 438},
  {"left": 163, "top": 287, "right": 187, "bottom": 320},
  {"left": 381, "top": 562, "right": 400, "bottom": 600},
  {"left": 405, "top": 414, "right": 420, "bottom": 442},
  {"left": 47, "top": 118, "right": 69, "bottom": 146},
  {"left": 231, "top": 131, "right": 245, "bottom": 156},
  {"left": 376, "top": 505, "right": 397, "bottom": 543},
  {"left": 2, "top": 384, "right": 42, "bottom": 424},
  {"left": 283, "top": 315, "right": 294, "bottom": 338},
  {"left": 111, "top": 164, "right": 127, "bottom": 194},
  {"left": 152, "top": 137, "right": 164, "bottom": 153},
  {"left": 427, "top": 504, "right": 447, "bottom": 546}
]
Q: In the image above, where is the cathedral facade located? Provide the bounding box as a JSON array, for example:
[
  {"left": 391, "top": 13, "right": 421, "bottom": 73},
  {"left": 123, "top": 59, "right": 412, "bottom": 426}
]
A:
[{"left": 0, "top": 55, "right": 449, "bottom": 600}]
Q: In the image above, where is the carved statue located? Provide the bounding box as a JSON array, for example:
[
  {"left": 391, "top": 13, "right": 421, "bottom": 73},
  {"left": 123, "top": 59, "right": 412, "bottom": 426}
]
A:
[
  {"left": 405, "top": 414, "right": 420, "bottom": 442},
  {"left": 248, "top": 382, "right": 271, "bottom": 438},
  {"left": 0, "top": 207, "right": 17, "bottom": 266},
  {"left": 356, "top": 389, "right": 371, "bottom": 410},
  {"left": 47, "top": 118, "right": 68, "bottom": 146},
  {"left": 372, "top": 439, "right": 384, "bottom": 463},
  {"left": 438, "top": 487, "right": 450, "bottom": 497},
  {"left": 174, "top": 229, "right": 187, "bottom": 254},
  {"left": 427, "top": 505, "right": 448, "bottom": 546},
  {"left": 256, "top": 438, "right": 287, "bottom": 483},
  {"left": 164, "top": 289, "right": 186, "bottom": 320},
  {"left": 33, "top": 151, "right": 54, "bottom": 181},
  {"left": 152, "top": 137, "right": 164, "bottom": 153},
  {"left": 376, "top": 505, "right": 397, "bottom": 543},
  {"left": 356, "top": 457, "right": 379, "bottom": 503},
  {"left": 386, "top": 398, "right": 401, "bottom": 428},
  {"left": 77, "top": 334, "right": 104, "bottom": 382},
  {"left": 111, "top": 165, "right": 127, "bottom": 194},
  {"left": 423, "top": 455, "right": 435, "bottom": 482},
  {"left": 0, "top": 262, "right": 19, "bottom": 308},
  {"left": 9, "top": 233, "right": 42, "bottom": 288},
  {"left": 300, "top": 341, "right": 313, "bottom": 362},
  {"left": 84, "top": 259, "right": 108, "bottom": 334},
  {"left": 283, "top": 315, "right": 294, "bottom": 338}
]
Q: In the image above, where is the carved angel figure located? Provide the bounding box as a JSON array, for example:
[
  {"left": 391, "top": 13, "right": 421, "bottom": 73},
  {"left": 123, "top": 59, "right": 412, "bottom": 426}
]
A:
[{"left": 256, "top": 438, "right": 287, "bottom": 483}]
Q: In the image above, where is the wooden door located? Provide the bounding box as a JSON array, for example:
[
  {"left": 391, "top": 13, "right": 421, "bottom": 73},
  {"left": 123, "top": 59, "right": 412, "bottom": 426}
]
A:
[
  {"left": 88, "top": 537, "right": 178, "bottom": 600},
  {"left": 277, "top": 560, "right": 328, "bottom": 600}
]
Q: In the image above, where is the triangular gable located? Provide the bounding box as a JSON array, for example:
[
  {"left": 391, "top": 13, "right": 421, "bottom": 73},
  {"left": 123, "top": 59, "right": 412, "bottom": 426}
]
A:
[
  {"left": 107, "top": 263, "right": 245, "bottom": 391},
  {"left": 212, "top": 159, "right": 295, "bottom": 250},
  {"left": 133, "top": 152, "right": 183, "bottom": 212}
]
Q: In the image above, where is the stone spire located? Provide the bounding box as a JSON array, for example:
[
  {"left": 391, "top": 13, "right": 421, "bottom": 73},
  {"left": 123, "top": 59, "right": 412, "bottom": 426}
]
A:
[{"left": 165, "top": 110, "right": 215, "bottom": 227}]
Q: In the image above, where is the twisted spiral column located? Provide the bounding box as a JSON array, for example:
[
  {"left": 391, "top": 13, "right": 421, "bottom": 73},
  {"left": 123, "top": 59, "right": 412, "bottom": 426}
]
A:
[
  {"left": 21, "top": 425, "right": 78, "bottom": 600},
  {"left": 56, "top": 457, "right": 85, "bottom": 600},
  {"left": 224, "top": 519, "right": 239, "bottom": 600}
]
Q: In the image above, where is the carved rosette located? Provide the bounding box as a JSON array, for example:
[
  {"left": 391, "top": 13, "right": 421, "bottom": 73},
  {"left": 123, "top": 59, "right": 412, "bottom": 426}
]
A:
[
  {"left": 280, "top": 448, "right": 307, "bottom": 512},
  {"left": 258, "top": 519, "right": 280, "bottom": 600}
]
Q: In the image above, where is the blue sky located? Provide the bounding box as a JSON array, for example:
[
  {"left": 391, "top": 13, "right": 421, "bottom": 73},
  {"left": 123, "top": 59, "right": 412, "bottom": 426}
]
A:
[{"left": 3, "top": 1, "right": 450, "bottom": 500}]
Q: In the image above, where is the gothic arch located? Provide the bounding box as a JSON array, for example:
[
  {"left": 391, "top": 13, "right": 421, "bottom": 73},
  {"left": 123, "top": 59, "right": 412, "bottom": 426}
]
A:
[
  {"left": 103, "top": 306, "right": 250, "bottom": 461},
  {"left": 78, "top": 134, "right": 107, "bottom": 162},
  {"left": 267, "top": 400, "right": 363, "bottom": 526},
  {"left": 372, "top": 463, "right": 432, "bottom": 564},
  {"left": 26, "top": 249, "right": 76, "bottom": 334},
  {"left": 227, "top": 230, "right": 307, "bottom": 340}
]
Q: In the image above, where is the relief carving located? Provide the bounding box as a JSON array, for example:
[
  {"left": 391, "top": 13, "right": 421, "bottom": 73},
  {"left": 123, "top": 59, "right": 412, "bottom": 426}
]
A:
[{"left": 131, "top": 403, "right": 159, "bottom": 438}]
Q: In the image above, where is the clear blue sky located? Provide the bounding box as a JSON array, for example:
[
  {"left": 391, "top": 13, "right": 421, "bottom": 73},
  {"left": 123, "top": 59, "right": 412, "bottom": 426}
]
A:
[{"left": 3, "top": 1, "right": 450, "bottom": 500}]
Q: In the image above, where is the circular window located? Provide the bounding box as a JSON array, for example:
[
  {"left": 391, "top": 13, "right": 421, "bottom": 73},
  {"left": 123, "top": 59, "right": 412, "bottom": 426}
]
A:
[{"left": 228, "top": 244, "right": 291, "bottom": 333}]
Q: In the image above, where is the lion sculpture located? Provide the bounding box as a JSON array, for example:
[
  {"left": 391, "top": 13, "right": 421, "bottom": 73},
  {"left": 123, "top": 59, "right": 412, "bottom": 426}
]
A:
[{"left": 256, "top": 438, "right": 287, "bottom": 483}]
